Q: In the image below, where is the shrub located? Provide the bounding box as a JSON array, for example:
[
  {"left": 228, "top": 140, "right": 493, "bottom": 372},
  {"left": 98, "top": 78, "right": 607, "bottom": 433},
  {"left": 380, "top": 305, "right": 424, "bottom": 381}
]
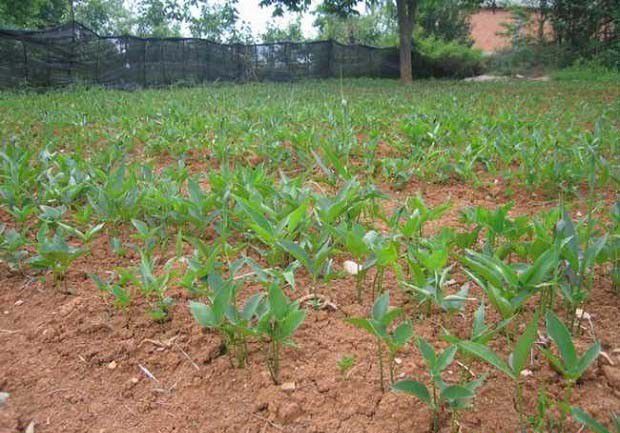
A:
[
  {"left": 487, "top": 44, "right": 572, "bottom": 76},
  {"left": 488, "top": 42, "right": 620, "bottom": 77},
  {"left": 414, "top": 36, "right": 485, "bottom": 78},
  {"left": 552, "top": 60, "right": 620, "bottom": 82}
]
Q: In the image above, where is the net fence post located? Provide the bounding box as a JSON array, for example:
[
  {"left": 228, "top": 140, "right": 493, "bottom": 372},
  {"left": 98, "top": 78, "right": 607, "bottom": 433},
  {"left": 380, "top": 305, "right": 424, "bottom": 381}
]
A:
[
  {"left": 286, "top": 42, "right": 291, "bottom": 78},
  {"left": 239, "top": 45, "right": 244, "bottom": 81},
  {"left": 95, "top": 38, "right": 100, "bottom": 85},
  {"left": 203, "top": 42, "right": 208, "bottom": 83},
  {"left": 181, "top": 39, "right": 187, "bottom": 82},
  {"left": 47, "top": 42, "right": 51, "bottom": 87},
  {"left": 161, "top": 42, "right": 165, "bottom": 84},
  {"left": 143, "top": 40, "right": 147, "bottom": 87},
  {"left": 70, "top": 19, "right": 76, "bottom": 84},
  {"left": 327, "top": 40, "right": 333, "bottom": 78},
  {"left": 255, "top": 44, "right": 258, "bottom": 79},
  {"left": 22, "top": 40, "right": 29, "bottom": 86}
]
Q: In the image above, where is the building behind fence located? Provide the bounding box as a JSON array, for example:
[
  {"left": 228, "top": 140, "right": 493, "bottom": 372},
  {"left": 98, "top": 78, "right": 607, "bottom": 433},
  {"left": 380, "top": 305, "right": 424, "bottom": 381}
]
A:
[{"left": 0, "top": 22, "right": 409, "bottom": 89}]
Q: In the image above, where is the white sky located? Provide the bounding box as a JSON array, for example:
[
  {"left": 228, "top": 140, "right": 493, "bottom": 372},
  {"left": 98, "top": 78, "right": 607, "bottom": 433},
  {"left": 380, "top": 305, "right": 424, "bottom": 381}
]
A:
[
  {"left": 124, "top": 0, "right": 319, "bottom": 38},
  {"left": 234, "top": 0, "right": 318, "bottom": 38}
]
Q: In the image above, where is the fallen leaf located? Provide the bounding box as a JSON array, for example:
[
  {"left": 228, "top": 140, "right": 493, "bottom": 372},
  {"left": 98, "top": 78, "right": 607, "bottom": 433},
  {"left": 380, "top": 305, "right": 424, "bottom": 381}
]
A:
[
  {"left": 575, "top": 308, "right": 592, "bottom": 320},
  {"left": 600, "top": 352, "right": 615, "bottom": 366}
]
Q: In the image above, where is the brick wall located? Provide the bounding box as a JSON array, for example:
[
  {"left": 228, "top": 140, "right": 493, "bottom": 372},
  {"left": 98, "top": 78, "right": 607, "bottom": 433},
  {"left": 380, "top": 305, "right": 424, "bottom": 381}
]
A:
[
  {"left": 470, "top": 9, "right": 514, "bottom": 52},
  {"left": 470, "top": 8, "right": 552, "bottom": 53}
]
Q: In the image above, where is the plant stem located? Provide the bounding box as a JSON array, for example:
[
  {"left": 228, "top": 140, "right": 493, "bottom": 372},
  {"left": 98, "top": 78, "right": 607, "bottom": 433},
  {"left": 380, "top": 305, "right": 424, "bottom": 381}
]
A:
[
  {"left": 451, "top": 410, "right": 458, "bottom": 433},
  {"left": 431, "top": 381, "right": 439, "bottom": 433},
  {"left": 377, "top": 339, "right": 385, "bottom": 392},
  {"left": 272, "top": 339, "right": 280, "bottom": 384},
  {"left": 559, "top": 381, "right": 574, "bottom": 430},
  {"left": 515, "top": 380, "right": 526, "bottom": 433},
  {"left": 356, "top": 272, "right": 364, "bottom": 303}
]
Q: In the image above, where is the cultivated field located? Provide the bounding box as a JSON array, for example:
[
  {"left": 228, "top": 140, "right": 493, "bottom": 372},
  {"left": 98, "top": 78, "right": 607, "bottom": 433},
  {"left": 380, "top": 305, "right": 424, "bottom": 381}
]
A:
[{"left": 0, "top": 79, "right": 618, "bottom": 433}]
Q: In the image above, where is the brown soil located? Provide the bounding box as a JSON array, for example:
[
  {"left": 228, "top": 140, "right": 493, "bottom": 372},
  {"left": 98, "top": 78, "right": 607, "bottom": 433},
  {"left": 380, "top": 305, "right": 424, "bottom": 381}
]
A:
[{"left": 1, "top": 182, "right": 619, "bottom": 433}]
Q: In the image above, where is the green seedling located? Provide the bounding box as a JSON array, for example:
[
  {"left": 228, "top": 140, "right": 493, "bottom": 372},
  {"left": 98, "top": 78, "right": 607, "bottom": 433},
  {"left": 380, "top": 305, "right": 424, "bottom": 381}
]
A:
[
  {"left": 363, "top": 231, "right": 400, "bottom": 300},
  {"left": 0, "top": 224, "right": 28, "bottom": 272},
  {"left": 434, "top": 226, "right": 480, "bottom": 251},
  {"left": 278, "top": 238, "right": 333, "bottom": 300},
  {"left": 183, "top": 178, "right": 218, "bottom": 232},
  {"left": 555, "top": 210, "right": 607, "bottom": 326},
  {"left": 380, "top": 157, "right": 415, "bottom": 189},
  {"left": 313, "top": 179, "right": 381, "bottom": 227},
  {"left": 443, "top": 302, "right": 513, "bottom": 347},
  {"left": 72, "top": 205, "right": 94, "bottom": 227},
  {"left": 39, "top": 153, "right": 91, "bottom": 206},
  {"left": 29, "top": 226, "right": 84, "bottom": 289},
  {"left": 110, "top": 237, "right": 127, "bottom": 257},
  {"left": 540, "top": 311, "right": 601, "bottom": 428},
  {"left": 337, "top": 355, "right": 356, "bottom": 378},
  {"left": 38, "top": 205, "right": 67, "bottom": 227},
  {"left": 393, "top": 339, "right": 484, "bottom": 433},
  {"left": 190, "top": 278, "right": 263, "bottom": 368},
  {"left": 88, "top": 163, "right": 143, "bottom": 224},
  {"left": 234, "top": 194, "right": 309, "bottom": 265},
  {"left": 256, "top": 282, "right": 306, "bottom": 384},
  {"left": 179, "top": 238, "right": 221, "bottom": 297},
  {"left": 541, "top": 312, "right": 601, "bottom": 382},
  {"left": 58, "top": 222, "right": 105, "bottom": 245},
  {"left": 347, "top": 292, "right": 413, "bottom": 391},
  {"left": 461, "top": 203, "right": 530, "bottom": 256},
  {"left": 137, "top": 251, "right": 175, "bottom": 322},
  {"left": 91, "top": 273, "right": 132, "bottom": 310},
  {"left": 393, "top": 195, "right": 451, "bottom": 241},
  {"left": 609, "top": 202, "right": 619, "bottom": 294},
  {"left": 455, "top": 312, "right": 540, "bottom": 431},
  {"left": 402, "top": 243, "right": 470, "bottom": 319},
  {"left": 463, "top": 247, "right": 558, "bottom": 321},
  {"left": 528, "top": 385, "right": 557, "bottom": 432},
  {"left": 571, "top": 407, "right": 620, "bottom": 433},
  {"left": 0, "top": 144, "right": 39, "bottom": 211},
  {"left": 131, "top": 219, "right": 164, "bottom": 252},
  {"left": 7, "top": 204, "right": 37, "bottom": 227},
  {"left": 332, "top": 222, "right": 371, "bottom": 302}
]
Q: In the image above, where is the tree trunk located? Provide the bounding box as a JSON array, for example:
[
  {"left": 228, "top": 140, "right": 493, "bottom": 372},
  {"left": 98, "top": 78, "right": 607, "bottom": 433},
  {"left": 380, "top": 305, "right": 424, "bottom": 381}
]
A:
[{"left": 396, "top": 0, "right": 417, "bottom": 83}]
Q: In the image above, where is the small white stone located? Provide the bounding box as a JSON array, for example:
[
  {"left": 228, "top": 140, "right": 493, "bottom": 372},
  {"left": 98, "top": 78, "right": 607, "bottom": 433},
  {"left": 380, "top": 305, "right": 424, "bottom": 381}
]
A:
[
  {"left": 14, "top": 300, "right": 24, "bottom": 306},
  {"left": 343, "top": 260, "right": 361, "bottom": 276},
  {"left": 281, "top": 382, "right": 296, "bottom": 392}
]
